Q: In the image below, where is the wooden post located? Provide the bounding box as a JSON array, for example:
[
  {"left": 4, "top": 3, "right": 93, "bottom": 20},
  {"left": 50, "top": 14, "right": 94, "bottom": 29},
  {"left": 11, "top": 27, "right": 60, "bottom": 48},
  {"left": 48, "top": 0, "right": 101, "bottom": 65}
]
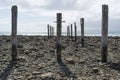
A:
[
  {"left": 47, "top": 24, "right": 50, "bottom": 39},
  {"left": 52, "top": 27, "right": 54, "bottom": 36},
  {"left": 68, "top": 26, "right": 70, "bottom": 37},
  {"left": 80, "top": 18, "right": 84, "bottom": 47},
  {"left": 101, "top": 5, "right": 108, "bottom": 63},
  {"left": 71, "top": 24, "right": 73, "bottom": 39},
  {"left": 11, "top": 5, "right": 17, "bottom": 61},
  {"left": 50, "top": 26, "right": 52, "bottom": 37},
  {"left": 67, "top": 26, "right": 68, "bottom": 36},
  {"left": 74, "top": 22, "right": 77, "bottom": 41},
  {"left": 56, "top": 13, "right": 62, "bottom": 62}
]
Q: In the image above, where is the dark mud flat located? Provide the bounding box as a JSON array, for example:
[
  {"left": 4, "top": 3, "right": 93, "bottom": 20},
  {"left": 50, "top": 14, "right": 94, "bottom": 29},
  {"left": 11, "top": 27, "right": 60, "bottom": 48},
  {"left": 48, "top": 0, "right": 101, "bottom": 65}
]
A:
[{"left": 0, "top": 36, "right": 120, "bottom": 80}]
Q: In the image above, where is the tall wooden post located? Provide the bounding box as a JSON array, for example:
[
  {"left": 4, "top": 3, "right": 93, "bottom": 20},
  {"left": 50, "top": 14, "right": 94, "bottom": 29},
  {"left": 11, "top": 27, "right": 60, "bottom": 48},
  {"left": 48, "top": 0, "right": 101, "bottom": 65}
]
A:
[
  {"left": 74, "top": 22, "right": 77, "bottom": 41},
  {"left": 101, "top": 5, "right": 108, "bottom": 63},
  {"left": 71, "top": 24, "right": 73, "bottom": 39},
  {"left": 11, "top": 5, "right": 17, "bottom": 61},
  {"left": 81, "top": 18, "right": 84, "bottom": 47},
  {"left": 56, "top": 13, "right": 62, "bottom": 62},
  {"left": 47, "top": 24, "right": 50, "bottom": 39}
]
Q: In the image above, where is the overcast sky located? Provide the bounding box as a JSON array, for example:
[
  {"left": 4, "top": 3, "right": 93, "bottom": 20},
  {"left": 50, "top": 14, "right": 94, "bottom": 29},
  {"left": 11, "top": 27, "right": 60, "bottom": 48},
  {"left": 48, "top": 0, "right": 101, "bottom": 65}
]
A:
[{"left": 0, "top": 0, "right": 120, "bottom": 35}]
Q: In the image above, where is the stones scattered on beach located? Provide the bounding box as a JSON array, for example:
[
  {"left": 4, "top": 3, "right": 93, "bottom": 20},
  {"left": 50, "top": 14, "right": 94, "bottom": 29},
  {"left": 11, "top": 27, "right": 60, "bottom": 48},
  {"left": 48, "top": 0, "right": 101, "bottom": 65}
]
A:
[{"left": 0, "top": 36, "right": 120, "bottom": 79}]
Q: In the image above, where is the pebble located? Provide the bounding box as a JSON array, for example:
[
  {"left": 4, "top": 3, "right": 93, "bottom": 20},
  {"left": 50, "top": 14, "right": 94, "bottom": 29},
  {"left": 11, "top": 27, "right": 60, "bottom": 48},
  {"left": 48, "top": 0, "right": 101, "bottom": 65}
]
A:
[
  {"left": 40, "top": 72, "right": 54, "bottom": 78},
  {"left": 66, "top": 58, "right": 75, "bottom": 64},
  {"left": 92, "top": 67, "right": 99, "bottom": 73},
  {"left": 32, "top": 71, "right": 41, "bottom": 75}
]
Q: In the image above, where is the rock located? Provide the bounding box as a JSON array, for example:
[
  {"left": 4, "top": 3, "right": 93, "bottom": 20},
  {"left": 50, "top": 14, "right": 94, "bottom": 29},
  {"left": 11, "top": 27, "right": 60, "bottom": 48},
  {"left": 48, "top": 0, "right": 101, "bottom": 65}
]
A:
[
  {"left": 24, "top": 50, "right": 30, "bottom": 54},
  {"left": 17, "top": 44, "right": 23, "bottom": 48},
  {"left": 18, "top": 56, "right": 26, "bottom": 62},
  {"left": 79, "top": 59, "right": 85, "bottom": 64},
  {"left": 32, "top": 71, "right": 41, "bottom": 75},
  {"left": 27, "top": 75, "right": 33, "bottom": 79},
  {"left": 101, "top": 75, "right": 109, "bottom": 80},
  {"left": 66, "top": 58, "right": 74, "bottom": 64},
  {"left": 40, "top": 72, "right": 54, "bottom": 78},
  {"left": 35, "top": 54, "right": 44, "bottom": 58},
  {"left": 92, "top": 67, "right": 99, "bottom": 73}
]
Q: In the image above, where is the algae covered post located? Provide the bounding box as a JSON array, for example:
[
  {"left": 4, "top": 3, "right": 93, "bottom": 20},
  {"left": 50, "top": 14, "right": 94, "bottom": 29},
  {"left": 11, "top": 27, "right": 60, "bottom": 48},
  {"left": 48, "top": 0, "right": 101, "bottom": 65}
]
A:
[
  {"left": 11, "top": 5, "right": 17, "bottom": 61},
  {"left": 81, "top": 18, "right": 84, "bottom": 47},
  {"left": 101, "top": 5, "right": 109, "bottom": 63},
  {"left": 56, "top": 13, "right": 62, "bottom": 62}
]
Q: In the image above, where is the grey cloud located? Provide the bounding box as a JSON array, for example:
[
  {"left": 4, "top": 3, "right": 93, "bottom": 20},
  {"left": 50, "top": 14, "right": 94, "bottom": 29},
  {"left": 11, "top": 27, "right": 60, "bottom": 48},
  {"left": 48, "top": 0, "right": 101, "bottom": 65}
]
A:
[
  {"left": 42, "top": 0, "right": 95, "bottom": 11},
  {"left": 43, "top": 0, "right": 78, "bottom": 10}
]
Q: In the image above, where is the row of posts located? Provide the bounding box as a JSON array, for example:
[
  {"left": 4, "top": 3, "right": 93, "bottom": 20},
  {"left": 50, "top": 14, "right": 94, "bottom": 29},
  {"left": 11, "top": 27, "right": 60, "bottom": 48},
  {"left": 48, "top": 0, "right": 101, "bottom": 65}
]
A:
[
  {"left": 47, "top": 24, "right": 54, "bottom": 39},
  {"left": 56, "top": 4, "right": 108, "bottom": 63},
  {"left": 66, "top": 18, "right": 84, "bottom": 47},
  {"left": 11, "top": 4, "right": 108, "bottom": 63}
]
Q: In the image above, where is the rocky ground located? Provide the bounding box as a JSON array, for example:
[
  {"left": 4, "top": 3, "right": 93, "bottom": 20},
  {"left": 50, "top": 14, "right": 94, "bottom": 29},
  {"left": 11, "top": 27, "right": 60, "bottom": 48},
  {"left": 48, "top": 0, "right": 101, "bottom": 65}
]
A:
[{"left": 0, "top": 36, "right": 120, "bottom": 80}]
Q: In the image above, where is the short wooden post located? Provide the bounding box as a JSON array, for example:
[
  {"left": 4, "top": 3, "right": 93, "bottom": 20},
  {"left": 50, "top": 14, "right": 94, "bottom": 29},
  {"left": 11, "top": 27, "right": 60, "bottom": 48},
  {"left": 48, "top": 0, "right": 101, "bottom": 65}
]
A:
[
  {"left": 74, "top": 22, "right": 77, "bottom": 41},
  {"left": 11, "top": 5, "right": 17, "bottom": 61},
  {"left": 56, "top": 13, "right": 62, "bottom": 62},
  {"left": 50, "top": 26, "right": 52, "bottom": 37},
  {"left": 68, "top": 26, "right": 70, "bottom": 37},
  {"left": 101, "top": 5, "right": 108, "bottom": 63},
  {"left": 47, "top": 24, "right": 50, "bottom": 39},
  {"left": 52, "top": 27, "right": 54, "bottom": 36},
  {"left": 80, "top": 18, "right": 84, "bottom": 47},
  {"left": 67, "top": 26, "right": 68, "bottom": 36},
  {"left": 71, "top": 24, "right": 73, "bottom": 39}
]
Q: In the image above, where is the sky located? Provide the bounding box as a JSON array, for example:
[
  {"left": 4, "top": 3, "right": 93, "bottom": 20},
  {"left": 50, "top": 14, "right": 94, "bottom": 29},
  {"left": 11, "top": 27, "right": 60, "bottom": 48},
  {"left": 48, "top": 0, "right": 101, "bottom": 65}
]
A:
[{"left": 0, "top": 0, "right": 120, "bottom": 35}]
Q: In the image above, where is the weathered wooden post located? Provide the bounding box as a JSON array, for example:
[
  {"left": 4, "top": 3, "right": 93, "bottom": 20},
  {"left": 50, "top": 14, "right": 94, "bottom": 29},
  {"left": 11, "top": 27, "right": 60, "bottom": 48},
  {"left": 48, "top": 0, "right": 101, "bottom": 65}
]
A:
[
  {"left": 101, "top": 5, "right": 109, "bottom": 63},
  {"left": 52, "top": 27, "right": 54, "bottom": 36},
  {"left": 71, "top": 24, "right": 73, "bottom": 39},
  {"left": 80, "top": 18, "right": 84, "bottom": 47},
  {"left": 50, "top": 26, "right": 52, "bottom": 37},
  {"left": 74, "top": 22, "right": 77, "bottom": 41},
  {"left": 68, "top": 26, "right": 70, "bottom": 37},
  {"left": 67, "top": 26, "right": 68, "bottom": 36},
  {"left": 11, "top": 5, "right": 17, "bottom": 61},
  {"left": 47, "top": 24, "right": 50, "bottom": 39},
  {"left": 56, "top": 13, "right": 62, "bottom": 62}
]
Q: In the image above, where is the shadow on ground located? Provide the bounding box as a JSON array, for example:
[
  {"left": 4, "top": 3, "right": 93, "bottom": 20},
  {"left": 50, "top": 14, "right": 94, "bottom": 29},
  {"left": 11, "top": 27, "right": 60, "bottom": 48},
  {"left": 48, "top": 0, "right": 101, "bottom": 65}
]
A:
[
  {"left": 108, "top": 62, "right": 120, "bottom": 70},
  {"left": 0, "top": 61, "right": 16, "bottom": 80},
  {"left": 58, "top": 61, "right": 76, "bottom": 78}
]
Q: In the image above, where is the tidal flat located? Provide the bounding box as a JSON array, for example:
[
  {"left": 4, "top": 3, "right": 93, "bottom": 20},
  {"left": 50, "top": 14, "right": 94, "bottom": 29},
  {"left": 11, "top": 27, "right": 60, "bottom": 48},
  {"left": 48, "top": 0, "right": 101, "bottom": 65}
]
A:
[{"left": 0, "top": 36, "right": 120, "bottom": 80}]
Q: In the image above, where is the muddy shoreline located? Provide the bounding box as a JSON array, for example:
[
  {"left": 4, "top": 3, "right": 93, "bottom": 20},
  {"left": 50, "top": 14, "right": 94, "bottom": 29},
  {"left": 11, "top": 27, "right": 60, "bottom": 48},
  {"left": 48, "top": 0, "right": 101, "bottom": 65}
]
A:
[{"left": 0, "top": 36, "right": 120, "bottom": 80}]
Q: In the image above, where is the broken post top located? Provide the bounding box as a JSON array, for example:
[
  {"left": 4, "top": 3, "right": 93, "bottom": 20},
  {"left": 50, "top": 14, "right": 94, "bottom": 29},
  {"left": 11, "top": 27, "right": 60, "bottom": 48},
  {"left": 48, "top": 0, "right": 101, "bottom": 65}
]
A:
[
  {"left": 54, "top": 13, "right": 65, "bottom": 23},
  {"left": 12, "top": 5, "right": 17, "bottom": 12},
  {"left": 102, "top": 5, "right": 108, "bottom": 16},
  {"left": 80, "top": 18, "right": 84, "bottom": 21},
  {"left": 80, "top": 18, "right": 84, "bottom": 24},
  {"left": 74, "top": 22, "right": 76, "bottom": 26},
  {"left": 57, "top": 13, "right": 62, "bottom": 21}
]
